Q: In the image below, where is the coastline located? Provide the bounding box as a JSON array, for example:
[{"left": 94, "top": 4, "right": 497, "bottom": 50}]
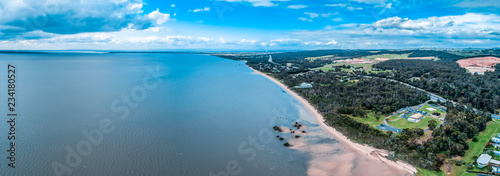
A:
[{"left": 249, "top": 67, "right": 418, "bottom": 175}]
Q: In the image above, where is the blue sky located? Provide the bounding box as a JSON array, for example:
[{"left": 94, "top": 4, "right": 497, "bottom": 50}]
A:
[{"left": 0, "top": 0, "right": 499, "bottom": 50}]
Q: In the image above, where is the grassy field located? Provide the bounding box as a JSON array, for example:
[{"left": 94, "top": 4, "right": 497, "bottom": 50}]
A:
[
  {"left": 419, "top": 104, "right": 446, "bottom": 116},
  {"left": 452, "top": 120, "right": 500, "bottom": 176},
  {"left": 350, "top": 112, "right": 384, "bottom": 128},
  {"left": 364, "top": 53, "right": 410, "bottom": 60},
  {"left": 388, "top": 116, "right": 442, "bottom": 129},
  {"left": 316, "top": 63, "right": 336, "bottom": 71},
  {"left": 333, "top": 62, "right": 374, "bottom": 68},
  {"left": 305, "top": 55, "right": 336, "bottom": 62},
  {"left": 416, "top": 167, "right": 445, "bottom": 176},
  {"left": 317, "top": 63, "right": 376, "bottom": 72},
  {"left": 388, "top": 115, "right": 401, "bottom": 121}
]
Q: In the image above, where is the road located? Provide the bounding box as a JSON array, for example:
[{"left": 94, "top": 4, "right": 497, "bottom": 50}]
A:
[
  {"left": 363, "top": 76, "right": 500, "bottom": 132},
  {"left": 364, "top": 76, "right": 499, "bottom": 119}
]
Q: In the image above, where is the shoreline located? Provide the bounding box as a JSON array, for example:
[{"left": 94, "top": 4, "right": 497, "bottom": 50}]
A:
[{"left": 249, "top": 67, "right": 418, "bottom": 175}]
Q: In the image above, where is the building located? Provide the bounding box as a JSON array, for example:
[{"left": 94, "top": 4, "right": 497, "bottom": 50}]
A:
[
  {"left": 407, "top": 113, "right": 424, "bottom": 123},
  {"left": 493, "top": 137, "right": 500, "bottom": 143},
  {"left": 477, "top": 154, "right": 492, "bottom": 168},
  {"left": 491, "top": 159, "right": 500, "bottom": 167},
  {"left": 294, "top": 82, "right": 313, "bottom": 89},
  {"left": 492, "top": 134, "right": 500, "bottom": 148}
]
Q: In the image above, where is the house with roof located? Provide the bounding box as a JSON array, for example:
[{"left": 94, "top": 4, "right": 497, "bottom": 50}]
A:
[
  {"left": 407, "top": 113, "right": 424, "bottom": 123},
  {"left": 477, "top": 154, "right": 500, "bottom": 174},
  {"left": 477, "top": 154, "right": 492, "bottom": 168},
  {"left": 294, "top": 82, "right": 313, "bottom": 89},
  {"left": 492, "top": 133, "right": 500, "bottom": 148}
]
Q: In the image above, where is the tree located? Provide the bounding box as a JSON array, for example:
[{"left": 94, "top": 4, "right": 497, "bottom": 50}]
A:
[
  {"left": 428, "top": 119, "right": 438, "bottom": 130},
  {"left": 375, "top": 112, "right": 382, "bottom": 121}
]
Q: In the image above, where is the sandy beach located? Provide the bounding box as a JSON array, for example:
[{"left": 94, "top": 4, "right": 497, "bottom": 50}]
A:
[{"left": 250, "top": 67, "right": 417, "bottom": 175}]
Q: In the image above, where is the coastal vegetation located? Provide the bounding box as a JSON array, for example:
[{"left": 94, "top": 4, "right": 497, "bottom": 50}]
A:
[
  {"left": 217, "top": 48, "right": 500, "bottom": 173},
  {"left": 372, "top": 59, "right": 500, "bottom": 114}
]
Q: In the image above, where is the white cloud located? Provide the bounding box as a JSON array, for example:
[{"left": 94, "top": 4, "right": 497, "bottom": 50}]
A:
[
  {"left": 287, "top": 5, "right": 307, "bottom": 9},
  {"left": 350, "top": 0, "right": 387, "bottom": 4},
  {"left": 147, "top": 9, "right": 170, "bottom": 25},
  {"left": 327, "top": 40, "right": 338, "bottom": 45},
  {"left": 289, "top": 13, "right": 500, "bottom": 49},
  {"left": 298, "top": 17, "right": 312, "bottom": 22},
  {"left": 455, "top": 0, "right": 500, "bottom": 8},
  {"left": 361, "top": 13, "right": 500, "bottom": 40},
  {"left": 332, "top": 17, "right": 343, "bottom": 22},
  {"left": 326, "top": 4, "right": 347, "bottom": 7},
  {"left": 304, "top": 12, "right": 319, "bottom": 18},
  {"left": 347, "top": 6, "right": 363, "bottom": 11},
  {"left": 0, "top": 0, "right": 172, "bottom": 35},
  {"left": 171, "top": 4, "right": 176, "bottom": 7},
  {"left": 299, "top": 12, "right": 338, "bottom": 21},
  {"left": 320, "top": 13, "right": 338, "bottom": 17},
  {"left": 220, "top": 0, "right": 289, "bottom": 7},
  {"left": 190, "top": 7, "right": 210, "bottom": 13}
]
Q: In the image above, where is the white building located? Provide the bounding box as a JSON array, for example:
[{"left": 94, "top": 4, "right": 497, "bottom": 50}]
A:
[
  {"left": 493, "top": 137, "right": 500, "bottom": 143},
  {"left": 492, "top": 134, "right": 500, "bottom": 148},
  {"left": 294, "top": 82, "right": 313, "bottom": 89},
  {"left": 477, "top": 154, "right": 492, "bottom": 168},
  {"left": 407, "top": 113, "right": 424, "bottom": 123}
]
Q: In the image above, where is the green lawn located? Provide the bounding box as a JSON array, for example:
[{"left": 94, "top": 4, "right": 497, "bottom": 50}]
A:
[
  {"left": 419, "top": 104, "right": 446, "bottom": 116},
  {"left": 351, "top": 112, "right": 384, "bottom": 128},
  {"left": 316, "top": 62, "right": 392, "bottom": 73},
  {"left": 332, "top": 62, "right": 374, "bottom": 68},
  {"left": 453, "top": 121, "right": 500, "bottom": 176},
  {"left": 364, "top": 53, "right": 410, "bottom": 60},
  {"left": 416, "top": 167, "right": 445, "bottom": 176},
  {"left": 388, "top": 116, "right": 442, "bottom": 129},
  {"left": 388, "top": 115, "right": 401, "bottom": 121}
]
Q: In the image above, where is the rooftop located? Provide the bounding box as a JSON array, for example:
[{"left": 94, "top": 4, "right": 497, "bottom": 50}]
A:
[
  {"left": 410, "top": 113, "right": 423, "bottom": 119},
  {"left": 478, "top": 154, "right": 492, "bottom": 164},
  {"left": 491, "top": 159, "right": 500, "bottom": 166}
]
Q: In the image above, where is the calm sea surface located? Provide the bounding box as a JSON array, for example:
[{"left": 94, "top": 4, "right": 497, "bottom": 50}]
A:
[{"left": 0, "top": 53, "right": 314, "bottom": 175}]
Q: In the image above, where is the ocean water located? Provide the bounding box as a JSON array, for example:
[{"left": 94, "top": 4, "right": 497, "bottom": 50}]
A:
[{"left": 0, "top": 53, "right": 312, "bottom": 176}]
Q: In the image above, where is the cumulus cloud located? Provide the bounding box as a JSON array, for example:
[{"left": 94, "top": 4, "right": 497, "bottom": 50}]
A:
[
  {"left": 287, "top": 5, "right": 307, "bottom": 9},
  {"left": 290, "top": 13, "right": 500, "bottom": 49},
  {"left": 0, "top": 0, "right": 171, "bottom": 37},
  {"left": 219, "top": 0, "right": 289, "bottom": 7},
  {"left": 368, "top": 13, "right": 499, "bottom": 35},
  {"left": 147, "top": 9, "right": 170, "bottom": 25}
]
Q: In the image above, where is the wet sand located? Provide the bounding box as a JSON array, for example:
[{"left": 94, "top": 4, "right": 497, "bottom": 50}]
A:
[{"left": 251, "top": 67, "right": 417, "bottom": 176}]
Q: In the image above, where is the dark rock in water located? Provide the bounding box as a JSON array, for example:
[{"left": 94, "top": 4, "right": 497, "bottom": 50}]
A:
[{"left": 273, "top": 126, "right": 282, "bottom": 132}]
